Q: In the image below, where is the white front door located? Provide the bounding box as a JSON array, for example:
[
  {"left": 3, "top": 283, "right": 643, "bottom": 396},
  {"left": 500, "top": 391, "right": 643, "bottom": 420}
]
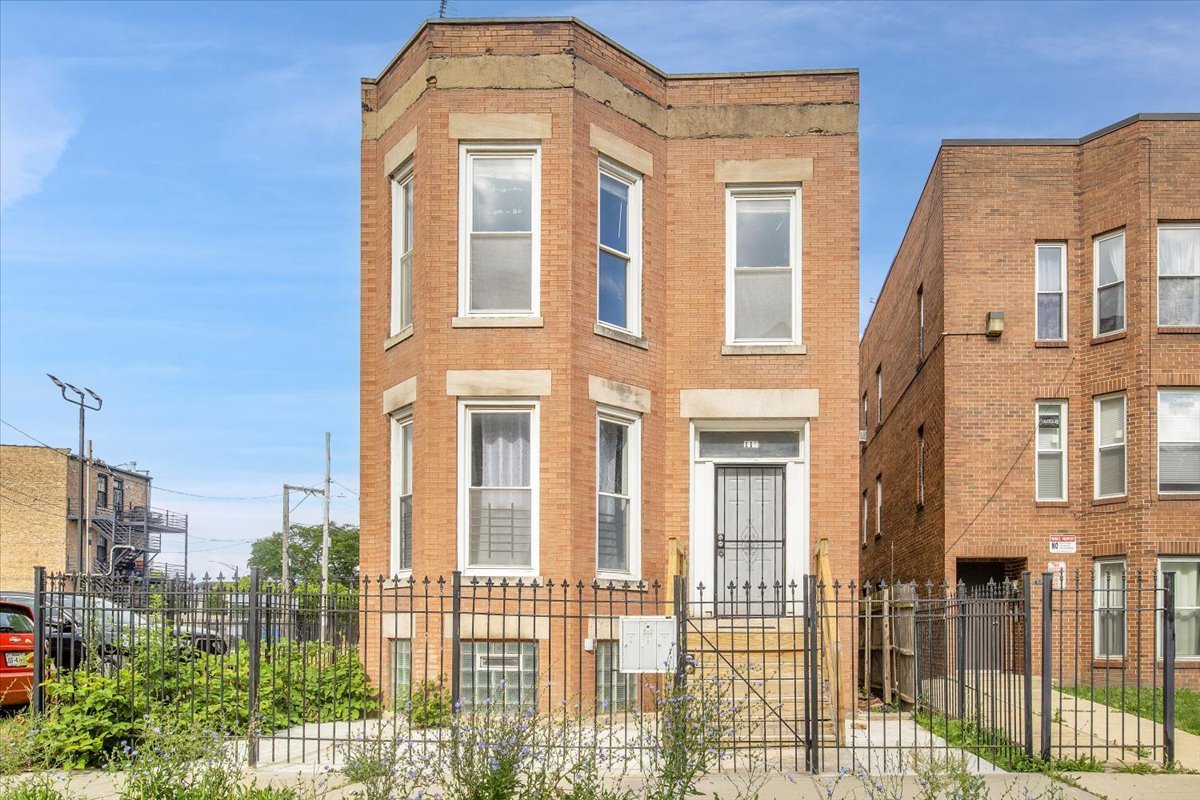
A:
[{"left": 690, "top": 424, "right": 808, "bottom": 615}]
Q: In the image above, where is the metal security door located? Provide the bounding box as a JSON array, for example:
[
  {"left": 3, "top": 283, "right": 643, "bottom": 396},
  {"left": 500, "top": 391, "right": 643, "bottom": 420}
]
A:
[{"left": 715, "top": 465, "right": 785, "bottom": 616}]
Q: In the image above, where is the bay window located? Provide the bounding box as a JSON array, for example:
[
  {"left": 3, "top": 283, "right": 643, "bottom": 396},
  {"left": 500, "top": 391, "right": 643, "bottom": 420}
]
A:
[
  {"left": 1094, "top": 230, "right": 1125, "bottom": 335},
  {"left": 1158, "top": 389, "right": 1200, "bottom": 494},
  {"left": 461, "top": 403, "right": 537, "bottom": 573},
  {"left": 1158, "top": 224, "right": 1200, "bottom": 327},
  {"left": 460, "top": 146, "right": 540, "bottom": 316},
  {"left": 597, "top": 410, "right": 640, "bottom": 578},
  {"left": 726, "top": 187, "right": 801, "bottom": 344},
  {"left": 1094, "top": 394, "right": 1126, "bottom": 499},
  {"left": 391, "top": 164, "right": 414, "bottom": 335},
  {"left": 391, "top": 412, "right": 413, "bottom": 574},
  {"left": 597, "top": 161, "right": 642, "bottom": 334}
]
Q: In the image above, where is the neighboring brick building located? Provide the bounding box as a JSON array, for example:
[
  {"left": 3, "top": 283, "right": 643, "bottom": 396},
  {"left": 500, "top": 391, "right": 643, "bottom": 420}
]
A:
[
  {"left": 0, "top": 444, "right": 186, "bottom": 588},
  {"left": 859, "top": 114, "right": 1200, "bottom": 672},
  {"left": 360, "top": 18, "right": 860, "bottom": 702}
]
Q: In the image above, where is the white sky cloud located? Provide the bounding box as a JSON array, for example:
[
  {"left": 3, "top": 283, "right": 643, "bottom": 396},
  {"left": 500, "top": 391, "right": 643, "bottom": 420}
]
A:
[{"left": 0, "top": 60, "right": 81, "bottom": 212}]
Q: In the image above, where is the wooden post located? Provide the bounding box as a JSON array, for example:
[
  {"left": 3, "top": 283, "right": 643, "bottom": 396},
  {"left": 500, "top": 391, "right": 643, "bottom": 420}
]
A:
[{"left": 882, "top": 586, "right": 893, "bottom": 706}]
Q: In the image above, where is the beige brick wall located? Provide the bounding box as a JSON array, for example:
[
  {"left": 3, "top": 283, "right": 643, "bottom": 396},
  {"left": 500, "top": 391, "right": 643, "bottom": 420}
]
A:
[{"left": 0, "top": 445, "right": 70, "bottom": 589}]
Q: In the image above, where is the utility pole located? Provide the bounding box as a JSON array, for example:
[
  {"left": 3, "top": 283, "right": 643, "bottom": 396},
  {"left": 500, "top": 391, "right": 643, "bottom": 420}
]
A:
[
  {"left": 282, "top": 482, "right": 324, "bottom": 627},
  {"left": 320, "top": 432, "right": 331, "bottom": 642},
  {"left": 47, "top": 375, "right": 101, "bottom": 575}
]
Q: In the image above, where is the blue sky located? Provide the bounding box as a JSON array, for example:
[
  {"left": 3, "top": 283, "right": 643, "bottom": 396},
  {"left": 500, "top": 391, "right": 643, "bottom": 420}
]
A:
[{"left": 1, "top": 0, "right": 1198, "bottom": 577}]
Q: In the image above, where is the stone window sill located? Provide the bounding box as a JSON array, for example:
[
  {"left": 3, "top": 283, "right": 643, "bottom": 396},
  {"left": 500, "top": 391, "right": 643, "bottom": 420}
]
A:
[
  {"left": 384, "top": 327, "right": 413, "bottom": 350},
  {"left": 594, "top": 576, "right": 649, "bottom": 591},
  {"left": 1092, "top": 495, "right": 1127, "bottom": 507},
  {"left": 594, "top": 323, "right": 649, "bottom": 350},
  {"left": 1090, "top": 331, "right": 1127, "bottom": 346},
  {"left": 1158, "top": 325, "right": 1200, "bottom": 335},
  {"left": 452, "top": 316, "right": 544, "bottom": 328},
  {"left": 1157, "top": 492, "right": 1200, "bottom": 501},
  {"left": 721, "top": 343, "right": 807, "bottom": 356},
  {"left": 1034, "top": 340, "right": 1069, "bottom": 349}
]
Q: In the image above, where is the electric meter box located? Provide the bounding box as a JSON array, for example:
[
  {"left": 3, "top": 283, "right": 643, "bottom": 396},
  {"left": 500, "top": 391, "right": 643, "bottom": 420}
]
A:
[{"left": 617, "top": 616, "right": 677, "bottom": 673}]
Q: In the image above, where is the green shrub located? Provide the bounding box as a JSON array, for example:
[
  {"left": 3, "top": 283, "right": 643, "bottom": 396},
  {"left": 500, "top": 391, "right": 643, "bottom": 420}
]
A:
[
  {"left": 404, "top": 678, "right": 452, "bottom": 729},
  {"left": 0, "top": 774, "right": 78, "bottom": 800},
  {"left": 35, "top": 671, "right": 152, "bottom": 769}
]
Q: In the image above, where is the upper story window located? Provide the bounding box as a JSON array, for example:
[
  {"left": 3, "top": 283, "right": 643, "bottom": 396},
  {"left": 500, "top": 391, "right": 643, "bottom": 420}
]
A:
[
  {"left": 1158, "top": 224, "right": 1200, "bottom": 327},
  {"left": 1036, "top": 243, "right": 1067, "bottom": 341},
  {"left": 96, "top": 474, "right": 109, "bottom": 508},
  {"left": 726, "top": 187, "right": 800, "bottom": 344},
  {"left": 596, "top": 410, "right": 641, "bottom": 578},
  {"left": 1036, "top": 401, "right": 1066, "bottom": 501},
  {"left": 460, "top": 402, "right": 538, "bottom": 574},
  {"left": 391, "top": 412, "right": 413, "bottom": 575},
  {"left": 460, "top": 146, "right": 540, "bottom": 316},
  {"left": 1094, "top": 393, "right": 1127, "bottom": 499},
  {"left": 1094, "top": 230, "right": 1125, "bottom": 336},
  {"left": 861, "top": 490, "right": 868, "bottom": 546},
  {"left": 1158, "top": 388, "right": 1200, "bottom": 494},
  {"left": 597, "top": 160, "right": 642, "bottom": 335},
  {"left": 917, "top": 285, "right": 926, "bottom": 360},
  {"left": 875, "top": 366, "right": 883, "bottom": 424},
  {"left": 861, "top": 392, "right": 868, "bottom": 431},
  {"left": 874, "top": 474, "right": 883, "bottom": 537},
  {"left": 916, "top": 425, "right": 926, "bottom": 508},
  {"left": 391, "top": 164, "right": 414, "bottom": 336}
]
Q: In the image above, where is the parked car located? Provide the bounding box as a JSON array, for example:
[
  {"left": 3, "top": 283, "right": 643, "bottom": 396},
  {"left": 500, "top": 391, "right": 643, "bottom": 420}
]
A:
[
  {"left": 0, "top": 601, "right": 35, "bottom": 707},
  {"left": 0, "top": 591, "right": 228, "bottom": 671}
]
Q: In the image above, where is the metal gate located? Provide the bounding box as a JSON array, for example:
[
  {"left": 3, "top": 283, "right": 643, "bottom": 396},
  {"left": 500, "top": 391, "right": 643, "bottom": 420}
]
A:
[{"left": 714, "top": 465, "right": 785, "bottom": 617}]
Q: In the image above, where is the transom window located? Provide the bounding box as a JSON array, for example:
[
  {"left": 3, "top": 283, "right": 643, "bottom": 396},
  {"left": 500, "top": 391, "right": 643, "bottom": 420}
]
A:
[
  {"left": 726, "top": 187, "right": 801, "bottom": 344},
  {"left": 1094, "top": 230, "right": 1125, "bottom": 336},
  {"left": 597, "top": 161, "right": 642, "bottom": 335},
  {"left": 1094, "top": 394, "right": 1127, "bottom": 499},
  {"left": 460, "top": 146, "right": 540, "bottom": 316},
  {"left": 391, "top": 413, "right": 413, "bottom": 574},
  {"left": 597, "top": 411, "right": 640, "bottom": 578},
  {"left": 461, "top": 403, "right": 537, "bottom": 573},
  {"left": 1159, "top": 224, "right": 1200, "bottom": 327},
  {"left": 1035, "top": 402, "right": 1067, "bottom": 502},
  {"left": 391, "top": 164, "right": 414, "bottom": 335},
  {"left": 1036, "top": 243, "right": 1067, "bottom": 341},
  {"left": 1094, "top": 559, "right": 1126, "bottom": 659},
  {"left": 1159, "top": 557, "right": 1200, "bottom": 660},
  {"left": 697, "top": 430, "right": 801, "bottom": 460},
  {"left": 1158, "top": 389, "right": 1200, "bottom": 494}
]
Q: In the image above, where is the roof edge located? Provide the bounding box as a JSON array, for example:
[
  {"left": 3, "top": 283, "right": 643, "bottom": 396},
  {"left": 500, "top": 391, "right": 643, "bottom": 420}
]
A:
[
  {"left": 363, "top": 17, "right": 859, "bottom": 85},
  {"left": 941, "top": 113, "right": 1200, "bottom": 148}
]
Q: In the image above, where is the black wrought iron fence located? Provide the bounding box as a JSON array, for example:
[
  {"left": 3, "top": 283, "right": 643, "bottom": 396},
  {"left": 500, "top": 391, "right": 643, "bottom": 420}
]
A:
[{"left": 24, "top": 566, "right": 1182, "bottom": 774}]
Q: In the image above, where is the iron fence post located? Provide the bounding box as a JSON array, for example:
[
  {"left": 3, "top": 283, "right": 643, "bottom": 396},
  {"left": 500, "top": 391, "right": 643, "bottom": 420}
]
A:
[
  {"left": 803, "top": 574, "right": 819, "bottom": 774},
  {"left": 672, "top": 574, "right": 687, "bottom": 690},
  {"left": 1040, "top": 572, "right": 1053, "bottom": 761},
  {"left": 956, "top": 583, "right": 965, "bottom": 719},
  {"left": 247, "top": 566, "right": 261, "bottom": 767},
  {"left": 31, "top": 566, "right": 46, "bottom": 715},
  {"left": 451, "top": 571, "right": 462, "bottom": 708},
  {"left": 1163, "top": 571, "right": 1176, "bottom": 766},
  {"left": 1021, "top": 572, "right": 1033, "bottom": 759}
]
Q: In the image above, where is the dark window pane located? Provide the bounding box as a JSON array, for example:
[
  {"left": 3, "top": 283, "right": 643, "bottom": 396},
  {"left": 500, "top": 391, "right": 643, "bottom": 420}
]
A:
[
  {"left": 1037, "top": 294, "right": 1062, "bottom": 339},
  {"left": 1097, "top": 283, "right": 1124, "bottom": 333}
]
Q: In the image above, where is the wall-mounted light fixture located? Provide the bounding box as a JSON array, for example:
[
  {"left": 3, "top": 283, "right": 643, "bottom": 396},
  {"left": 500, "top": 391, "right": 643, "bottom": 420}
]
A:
[{"left": 985, "top": 311, "right": 1005, "bottom": 337}]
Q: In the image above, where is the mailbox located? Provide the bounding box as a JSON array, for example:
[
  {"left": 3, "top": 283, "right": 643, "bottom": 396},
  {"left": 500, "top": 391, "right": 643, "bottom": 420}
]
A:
[{"left": 618, "top": 616, "right": 677, "bottom": 673}]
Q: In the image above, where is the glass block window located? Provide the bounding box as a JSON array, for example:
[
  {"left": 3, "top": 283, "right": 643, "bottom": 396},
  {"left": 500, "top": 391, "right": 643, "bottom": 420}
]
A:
[
  {"left": 596, "top": 641, "right": 637, "bottom": 712},
  {"left": 392, "top": 639, "right": 412, "bottom": 703},
  {"left": 459, "top": 641, "right": 537, "bottom": 710}
]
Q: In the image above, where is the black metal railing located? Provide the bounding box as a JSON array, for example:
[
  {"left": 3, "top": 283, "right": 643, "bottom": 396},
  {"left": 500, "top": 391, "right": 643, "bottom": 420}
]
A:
[{"left": 25, "top": 567, "right": 1180, "bottom": 775}]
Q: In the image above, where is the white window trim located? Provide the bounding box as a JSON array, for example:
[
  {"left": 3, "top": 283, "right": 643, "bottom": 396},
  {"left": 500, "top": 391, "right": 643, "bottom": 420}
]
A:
[
  {"left": 916, "top": 427, "right": 926, "bottom": 508},
  {"left": 876, "top": 366, "right": 883, "bottom": 424},
  {"left": 596, "top": 158, "right": 643, "bottom": 337},
  {"left": 457, "top": 399, "right": 540, "bottom": 577},
  {"left": 458, "top": 144, "right": 542, "bottom": 318},
  {"left": 391, "top": 163, "right": 414, "bottom": 337},
  {"left": 861, "top": 491, "right": 868, "bottom": 545},
  {"left": 724, "top": 185, "right": 802, "bottom": 345},
  {"left": 1094, "top": 558, "right": 1126, "bottom": 660},
  {"left": 595, "top": 406, "right": 641, "bottom": 581},
  {"left": 917, "top": 285, "right": 926, "bottom": 360},
  {"left": 1035, "top": 242, "right": 1067, "bottom": 342},
  {"left": 1035, "top": 401, "right": 1068, "bottom": 502},
  {"left": 1094, "top": 393, "right": 1128, "bottom": 499},
  {"left": 874, "top": 475, "right": 882, "bottom": 536},
  {"left": 1157, "top": 223, "right": 1200, "bottom": 328},
  {"left": 1094, "top": 229, "right": 1126, "bottom": 337},
  {"left": 1158, "top": 556, "right": 1200, "bottom": 660},
  {"left": 1157, "top": 388, "right": 1200, "bottom": 495},
  {"left": 390, "top": 410, "right": 413, "bottom": 577}
]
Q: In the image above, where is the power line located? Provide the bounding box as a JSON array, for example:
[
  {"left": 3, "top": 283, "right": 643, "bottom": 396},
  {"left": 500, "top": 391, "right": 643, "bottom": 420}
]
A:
[
  {"left": 153, "top": 486, "right": 284, "bottom": 500},
  {"left": 331, "top": 478, "right": 359, "bottom": 498},
  {"left": 0, "top": 489, "right": 61, "bottom": 517},
  {"left": 0, "top": 419, "right": 56, "bottom": 448}
]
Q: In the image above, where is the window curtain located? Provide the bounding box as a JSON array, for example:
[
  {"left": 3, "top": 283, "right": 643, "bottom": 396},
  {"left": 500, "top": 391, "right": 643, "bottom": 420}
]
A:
[
  {"left": 1159, "top": 391, "right": 1200, "bottom": 492},
  {"left": 473, "top": 413, "right": 531, "bottom": 488},
  {"left": 1160, "top": 227, "right": 1200, "bottom": 326}
]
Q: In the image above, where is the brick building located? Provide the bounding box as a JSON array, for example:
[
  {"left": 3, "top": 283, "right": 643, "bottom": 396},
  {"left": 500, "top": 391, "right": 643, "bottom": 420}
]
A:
[
  {"left": 859, "top": 114, "right": 1200, "bottom": 670},
  {"left": 360, "top": 18, "right": 860, "bottom": 703},
  {"left": 0, "top": 444, "right": 187, "bottom": 589}
]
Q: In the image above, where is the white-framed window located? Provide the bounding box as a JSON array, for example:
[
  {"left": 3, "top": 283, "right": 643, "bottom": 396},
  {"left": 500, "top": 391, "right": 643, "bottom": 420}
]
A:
[
  {"left": 1094, "top": 559, "right": 1126, "bottom": 659},
  {"left": 460, "top": 641, "right": 537, "bottom": 709},
  {"left": 1158, "top": 223, "right": 1200, "bottom": 327},
  {"left": 1036, "top": 242, "right": 1067, "bottom": 341},
  {"left": 1159, "top": 557, "right": 1200, "bottom": 660},
  {"left": 390, "top": 411, "right": 413, "bottom": 575},
  {"left": 874, "top": 475, "right": 882, "bottom": 536},
  {"left": 459, "top": 145, "right": 540, "bottom": 316},
  {"left": 391, "top": 163, "right": 414, "bottom": 336},
  {"left": 916, "top": 425, "right": 926, "bottom": 508},
  {"left": 597, "top": 159, "right": 642, "bottom": 335},
  {"left": 1094, "top": 393, "right": 1127, "bottom": 499},
  {"left": 876, "top": 366, "right": 883, "bottom": 424},
  {"left": 596, "top": 641, "right": 638, "bottom": 712},
  {"left": 917, "top": 285, "right": 926, "bottom": 360},
  {"left": 596, "top": 409, "right": 641, "bottom": 578},
  {"left": 1158, "top": 389, "right": 1200, "bottom": 494},
  {"left": 1035, "top": 401, "right": 1067, "bottom": 501},
  {"left": 392, "top": 639, "right": 412, "bottom": 702},
  {"left": 459, "top": 401, "right": 538, "bottom": 575},
  {"left": 1094, "top": 230, "right": 1125, "bottom": 336},
  {"left": 725, "top": 186, "right": 801, "bottom": 344},
  {"left": 861, "top": 490, "right": 869, "bottom": 546},
  {"left": 861, "top": 392, "right": 868, "bottom": 431}
]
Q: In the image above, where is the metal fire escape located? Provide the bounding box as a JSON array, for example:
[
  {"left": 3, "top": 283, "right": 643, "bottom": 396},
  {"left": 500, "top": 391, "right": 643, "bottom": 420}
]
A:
[{"left": 68, "top": 498, "right": 188, "bottom": 577}]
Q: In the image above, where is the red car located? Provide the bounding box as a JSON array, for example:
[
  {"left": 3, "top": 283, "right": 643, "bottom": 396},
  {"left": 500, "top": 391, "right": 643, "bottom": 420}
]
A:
[{"left": 0, "top": 601, "right": 34, "bottom": 708}]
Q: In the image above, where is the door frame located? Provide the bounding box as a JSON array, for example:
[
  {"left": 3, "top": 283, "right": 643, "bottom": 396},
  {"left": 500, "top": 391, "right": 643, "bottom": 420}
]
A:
[{"left": 688, "top": 419, "right": 809, "bottom": 614}]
